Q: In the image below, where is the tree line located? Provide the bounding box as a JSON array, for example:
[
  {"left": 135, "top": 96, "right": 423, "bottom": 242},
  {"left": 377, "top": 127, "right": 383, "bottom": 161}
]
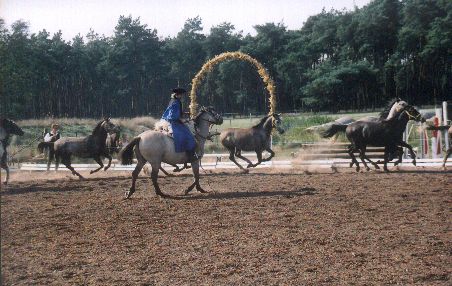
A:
[{"left": 0, "top": 0, "right": 450, "bottom": 119}]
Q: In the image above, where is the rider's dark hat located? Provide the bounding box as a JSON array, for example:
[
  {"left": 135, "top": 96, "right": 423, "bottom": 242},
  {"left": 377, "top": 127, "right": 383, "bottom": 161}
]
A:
[{"left": 172, "top": 88, "right": 186, "bottom": 95}]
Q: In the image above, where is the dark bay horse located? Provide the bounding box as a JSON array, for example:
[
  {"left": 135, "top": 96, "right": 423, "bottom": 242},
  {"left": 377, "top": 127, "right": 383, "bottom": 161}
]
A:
[
  {"left": 323, "top": 104, "right": 425, "bottom": 172},
  {"left": 0, "top": 118, "right": 24, "bottom": 185},
  {"left": 443, "top": 125, "right": 452, "bottom": 170},
  {"left": 220, "top": 114, "right": 285, "bottom": 173},
  {"left": 322, "top": 99, "right": 408, "bottom": 167},
  {"left": 38, "top": 118, "right": 119, "bottom": 179},
  {"left": 119, "top": 107, "right": 223, "bottom": 198}
]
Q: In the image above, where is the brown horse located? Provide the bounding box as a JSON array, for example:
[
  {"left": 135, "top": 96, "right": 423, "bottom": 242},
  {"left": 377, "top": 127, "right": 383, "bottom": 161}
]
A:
[
  {"left": 443, "top": 125, "right": 452, "bottom": 170},
  {"left": 38, "top": 118, "right": 119, "bottom": 179},
  {"left": 220, "top": 114, "right": 285, "bottom": 173}
]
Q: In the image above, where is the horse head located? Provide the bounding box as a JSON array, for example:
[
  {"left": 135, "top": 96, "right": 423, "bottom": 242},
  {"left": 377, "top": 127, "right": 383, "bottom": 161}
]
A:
[
  {"left": 399, "top": 105, "right": 425, "bottom": 123},
  {"left": 271, "top": 113, "right": 285, "bottom": 134},
  {"left": 100, "top": 117, "right": 120, "bottom": 134},
  {"left": 0, "top": 118, "right": 24, "bottom": 136},
  {"left": 195, "top": 106, "right": 223, "bottom": 126},
  {"left": 387, "top": 100, "right": 409, "bottom": 119}
]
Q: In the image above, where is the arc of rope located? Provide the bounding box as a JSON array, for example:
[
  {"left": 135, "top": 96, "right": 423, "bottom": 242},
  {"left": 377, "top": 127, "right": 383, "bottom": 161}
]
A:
[{"left": 189, "top": 51, "right": 277, "bottom": 117}]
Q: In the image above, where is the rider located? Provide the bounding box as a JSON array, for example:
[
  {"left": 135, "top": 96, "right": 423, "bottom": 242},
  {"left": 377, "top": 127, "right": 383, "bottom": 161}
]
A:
[
  {"left": 44, "top": 124, "right": 61, "bottom": 143},
  {"left": 161, "top": 88, "right": 198, "bottom": 162}
]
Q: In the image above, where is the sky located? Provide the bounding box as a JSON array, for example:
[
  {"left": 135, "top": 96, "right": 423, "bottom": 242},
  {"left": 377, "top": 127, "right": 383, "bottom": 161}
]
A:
[{"left": 1, "top": 0, "right": 371, "bottom": 41}]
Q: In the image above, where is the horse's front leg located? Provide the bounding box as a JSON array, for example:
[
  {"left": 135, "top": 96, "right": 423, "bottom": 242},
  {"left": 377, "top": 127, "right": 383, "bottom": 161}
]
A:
[
  {"left": 262, "top": 148, "right": 275, "bottom": 162},
  {"left": 103, "top": 153, "right": 112, "bottom": 171},
  {"left": 249, "top": 151, "right": 263, "bottom": 168},
  {"left": 125, "top": 158, "right": 145, "bottom": 199},
  {"left": 443, "top": 148, "right": 451, "bottom": 170},
  {"left": 185, "top": 161, "right": 206, "bottom": 195},
  {"left": 90, "top": 156, "right": 104, "bottom": 174},
  {"left": 383, "top": 148, "right": 390, "bottom": 172},
  {"left": 399, "top": 141, "right": 416, "bottom": 166},
  {"left": 47, "top": 149, "right": 54, "bottom": 171},
  {"left": 2, "top": 164, "right": 9, "bottom": 185}
]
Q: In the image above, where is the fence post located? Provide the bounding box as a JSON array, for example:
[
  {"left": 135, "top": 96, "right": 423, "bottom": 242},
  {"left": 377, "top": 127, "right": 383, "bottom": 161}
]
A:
[{"left": 443, "top": 101, "right": 449, "bottom": 150}]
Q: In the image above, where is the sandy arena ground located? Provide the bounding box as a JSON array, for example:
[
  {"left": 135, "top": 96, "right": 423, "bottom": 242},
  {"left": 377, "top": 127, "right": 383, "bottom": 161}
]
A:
[{"left": 1, "top": 167, "right": 451, "bottom": 285}]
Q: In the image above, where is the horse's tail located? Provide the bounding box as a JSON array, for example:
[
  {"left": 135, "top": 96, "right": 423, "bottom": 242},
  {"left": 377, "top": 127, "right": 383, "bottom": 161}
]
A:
[
  {"left": 321, "top": 124, "right": 347, "bottom": 138},
  {"left": 37, "top": 142, "right": 54, "bottom": 153},
  {"left": 118, "top": 137, "right": 141, "bottom": 165}
]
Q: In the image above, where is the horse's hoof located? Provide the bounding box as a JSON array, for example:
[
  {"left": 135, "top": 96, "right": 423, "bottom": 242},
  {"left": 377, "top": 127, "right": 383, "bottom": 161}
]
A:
[
  {"left": 366, "top": 167, "right": 370, "bottom": 171},
  {"left": 242, "top": 169, "right": 249, "bottom": 174},
  {"left": 384, "top": 168, "right": 389, "bottom": 172},
  {"left": 355, "top": 167, "right": 360, "bottom": 172},
  {"left": 197, "top": 187, "right": 208, "bottom": 193},
  {"left": 412, "top": 160, "right": 416, "bottom": 166},
  {"left": 125, "top": 190, "right": 133, "bottom": 199},
  {"left": 349, "top": 163, "right": 354, "bottom": 168},
  {"left": 374, "top": 165, "right": 380, "bottom": 170},
  {"left": 104, "top": 167, "right": 109, "bottom": 171}
]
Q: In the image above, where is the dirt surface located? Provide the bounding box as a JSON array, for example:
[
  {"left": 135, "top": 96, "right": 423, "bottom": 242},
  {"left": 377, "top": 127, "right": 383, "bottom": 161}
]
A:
[{"left": 1, "top": 168, "right": 451, "bottom": 285}]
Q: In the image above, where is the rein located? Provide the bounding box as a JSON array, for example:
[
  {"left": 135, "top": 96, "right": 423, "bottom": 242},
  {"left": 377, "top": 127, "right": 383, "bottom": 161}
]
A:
[{"left": 404, "top": 110, "right": 421, "bottom": 121}]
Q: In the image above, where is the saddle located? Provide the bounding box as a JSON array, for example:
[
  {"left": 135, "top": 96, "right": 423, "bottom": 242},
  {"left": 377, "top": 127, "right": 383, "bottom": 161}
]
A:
[{"left": 154, "top": 120, "right": 196, "bottom": 139}]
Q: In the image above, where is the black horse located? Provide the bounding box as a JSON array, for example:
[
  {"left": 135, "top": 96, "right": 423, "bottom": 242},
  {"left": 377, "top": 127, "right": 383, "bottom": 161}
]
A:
[
  {"left": 38, "top": 118, "right": 119, "bottom": 179},
  {"left": 323, "top": 104, "right": 425, "bottom": 172},
  {"left": 0, "top": 118, "right": 24, "bottom": 185}
]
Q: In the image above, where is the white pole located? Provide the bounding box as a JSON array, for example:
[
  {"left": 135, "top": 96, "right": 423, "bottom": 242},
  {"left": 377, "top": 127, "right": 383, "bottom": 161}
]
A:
[{"left": 443, "top": 101, "right": 449, "bottom": 150}]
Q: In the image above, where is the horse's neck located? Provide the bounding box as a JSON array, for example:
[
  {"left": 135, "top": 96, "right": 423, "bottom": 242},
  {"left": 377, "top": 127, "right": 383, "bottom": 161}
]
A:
[
  {"left": 195, "top": 118, "right": 210, "bottom": 156},
  {"left": 262, "top": 117, "right": 273, "bottom": 136},
  {"left": 92, "top": 128, "right": 108, "bottom": 146}
]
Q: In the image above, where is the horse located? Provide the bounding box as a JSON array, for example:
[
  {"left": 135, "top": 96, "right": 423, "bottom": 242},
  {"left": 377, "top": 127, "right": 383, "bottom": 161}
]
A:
[
  {"left": 322, "top": 104, "right": 425, "bottom": 172},
  {"left": 443, "top": 125, "right": 452, "bottom": 170},
  {"left": 322, "top": 99, "right": 412, "bottom": 169},
  {"left": 219, "top": 113, "right": 285, "bottom": 173},
  {"left": 119, "top": 107, "right": 223, "bottom": 198},
  {"left": 106, "top": 129, "right": 121, "bottom": 155},
  {"left": 38, "top": 118, "right": 119, "bottom": 179},
  {"left": 0, "top": 118, "right": 24, "bottom": 185}
]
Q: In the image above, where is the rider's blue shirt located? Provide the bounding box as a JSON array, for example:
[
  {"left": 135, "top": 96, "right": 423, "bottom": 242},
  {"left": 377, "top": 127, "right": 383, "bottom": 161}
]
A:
[{"left": 161, "top": 97, "right": 196, "bottom": 153}]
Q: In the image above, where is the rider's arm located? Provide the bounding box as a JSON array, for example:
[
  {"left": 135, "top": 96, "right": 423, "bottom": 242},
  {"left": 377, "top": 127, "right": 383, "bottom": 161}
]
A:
[{"left": 44, "top": 133, "right": 52, "bottom": 142}]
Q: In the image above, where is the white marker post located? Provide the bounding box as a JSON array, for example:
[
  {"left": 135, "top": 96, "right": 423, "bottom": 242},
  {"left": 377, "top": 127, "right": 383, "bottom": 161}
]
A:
[{"left": 443, "top": 101, "right": 449, "bottom": 150}]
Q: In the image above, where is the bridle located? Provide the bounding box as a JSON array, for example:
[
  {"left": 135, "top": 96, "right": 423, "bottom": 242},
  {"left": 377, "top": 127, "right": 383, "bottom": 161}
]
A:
[
  {"left": 193, "top": 109, "right": 221, "bottom": 141},
  {"left": 403, "top": 108, "right": 422, "bottom": 121}
]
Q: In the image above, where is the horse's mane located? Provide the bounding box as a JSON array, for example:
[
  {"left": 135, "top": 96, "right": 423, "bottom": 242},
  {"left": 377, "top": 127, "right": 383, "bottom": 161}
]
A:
[
  {"left": 379, "top": 98, "right": 401, "bottom": 119},
  {"left": 252, "top": 115, "right": 271, "bottom": 129}
]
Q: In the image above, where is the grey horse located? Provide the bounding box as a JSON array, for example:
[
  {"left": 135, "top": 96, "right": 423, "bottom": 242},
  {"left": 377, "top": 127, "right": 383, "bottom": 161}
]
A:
[{"left": 119, "top": 107, "right": 223, "bottom": 198}]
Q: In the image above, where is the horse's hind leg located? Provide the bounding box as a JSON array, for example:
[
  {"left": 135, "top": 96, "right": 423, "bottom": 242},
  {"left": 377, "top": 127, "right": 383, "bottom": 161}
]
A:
[
  {"left": 235, "top": 149, "right": 253, "bottom": 167},
  {"left": 358, "top": 148, "right": 370, "bottom": 171},
  {"left": 249, "top": 151, "right": 263, "bottom": 168},
  {"left": 90, "top": 156, "right": 104, "bottom": 174},
  {"left": 149, "top": 162, "right": 171, "bottom": 198},
  {"left": 55, "top": 153, "right": 60, "bottom": 171},
  {"left": 228, "top": 148, "right": 247, "bottom": 173},
  {"left": 348, "top": 146, "right": 360, "bottom": 172},
  {"left": 1, "top": 153, "right": 8, "bottom": 185},
  {"left": 62, "top": 155, "right": 84, "bottom": 179},
  {"left": 185, "top": 161, "right": 206, "bottom": 195},
  {"left": 159, "top": 166, "right": 171, "bottom": 176},
  {"left": 125, "top": 158, "right": 145, "bottom": 199}
]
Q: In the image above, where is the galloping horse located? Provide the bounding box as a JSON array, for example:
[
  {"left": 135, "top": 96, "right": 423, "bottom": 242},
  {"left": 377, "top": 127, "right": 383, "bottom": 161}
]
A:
[
  {"left": 0, "top": 118, "right": 24, "bottom": 185},
  {"left": 443, "top": 125, "right": 452, "bottom": 170},
  {"left": 220, "top": 114, "right": 285, "bottom": 173},
  {"left": 322, "top": 99, "right": 409, "bottom": 167},
  {"left": 38, "top": 118, "right": 119, "bottom": 179},
  {"left": 323, "top": 104, "right": 424, "bottom": 172},
  {"left": 119, "top": 107, "right": 223, "bottom": 198}
]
